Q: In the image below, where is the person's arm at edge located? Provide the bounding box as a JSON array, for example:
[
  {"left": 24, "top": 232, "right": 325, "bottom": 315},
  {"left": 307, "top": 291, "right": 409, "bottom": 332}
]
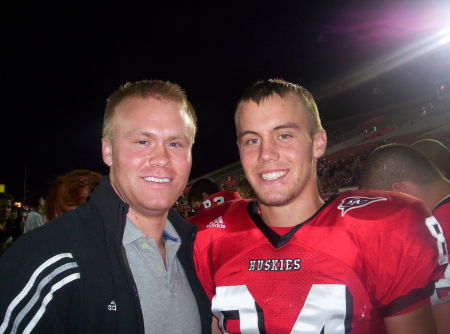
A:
[
  {"left": 211, "top": 317, "right": 222, "bottom": 334},
  {"left": 384, "top": 303, "right": 436, "bottom": 334},
  {"left": 432, "top": 302, "right": 450, "bottom": 334}
]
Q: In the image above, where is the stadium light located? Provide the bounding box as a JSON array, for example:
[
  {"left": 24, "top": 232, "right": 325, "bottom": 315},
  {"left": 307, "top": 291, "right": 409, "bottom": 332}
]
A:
[
  {"left": 317, "top": 22, "right": 450, "bottom": 100},
  {"left": 437, "top": 26, "right": 450, "bottom": 46}
]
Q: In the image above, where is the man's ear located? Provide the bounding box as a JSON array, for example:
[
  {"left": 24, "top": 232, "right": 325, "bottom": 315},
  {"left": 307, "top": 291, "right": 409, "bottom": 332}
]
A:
[
  {"left": 392, "top": 181, "right": 406, "bottom": 193},
  {"left": 201, "top": 192, "right": 209, "bottom": 200},
  {"left": 313, "top": 130, "right": 327, "bottom": 159},
  {"left": 102, "top": 138, "right": 113, "bottom": 167}
]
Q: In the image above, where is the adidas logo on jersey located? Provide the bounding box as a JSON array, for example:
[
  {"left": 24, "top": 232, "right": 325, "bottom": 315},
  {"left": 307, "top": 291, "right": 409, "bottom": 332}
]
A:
[
  {"left": 338, "top": 196, "right": 387, "bottom": 216},
  {"left": 205, "top": 216, "right": 226, "bottom": 229}
]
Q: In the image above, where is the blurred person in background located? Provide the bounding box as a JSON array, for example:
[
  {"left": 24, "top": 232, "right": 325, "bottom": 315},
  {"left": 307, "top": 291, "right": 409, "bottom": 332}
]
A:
[
  {"left": 188, "top": 177, "right": 242, "bottom": 230},
  {"left": 5, "top": 205, "right": 23, "bottom": 241},
  {"left": 23, "top": 169, "right": 102, "bottom": 233},
  {"left": 45, "top": 169, "right": 102, "bottom": 221},
  {"left": 187, "top": 177, "right": 241, "bottom": 214},
  {"left": 23, "top": 195, "right": 46, "bottom": 233},
  {"left": 359, "top": 143, "right": 450, "bottom": 334},
  {"left": 0, "top": 193, "right": 14, "bottom": 255},
  {"left": 236, "top": 175, "right": 256, "bottom": 199}
]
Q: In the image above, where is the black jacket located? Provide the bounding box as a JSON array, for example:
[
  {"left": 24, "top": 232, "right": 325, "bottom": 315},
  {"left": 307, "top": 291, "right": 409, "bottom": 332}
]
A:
[{"left": 0, "top": 178, "right": 211, "bottom": 333}]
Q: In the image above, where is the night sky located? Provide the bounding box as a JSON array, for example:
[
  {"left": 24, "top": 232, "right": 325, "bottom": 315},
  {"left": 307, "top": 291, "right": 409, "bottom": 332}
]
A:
[{"left": 1, "top": 1, "right": 449, "bottom": 201}]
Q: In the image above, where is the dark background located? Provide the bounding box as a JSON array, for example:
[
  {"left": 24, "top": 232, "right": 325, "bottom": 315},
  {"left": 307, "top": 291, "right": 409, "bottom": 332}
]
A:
[{"left": 1, "top": 1, "right": 449, "bottom": 202}]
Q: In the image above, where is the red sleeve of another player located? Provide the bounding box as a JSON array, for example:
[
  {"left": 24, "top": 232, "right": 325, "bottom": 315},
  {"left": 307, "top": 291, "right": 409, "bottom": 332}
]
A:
[
  {"left": 194, "top": 230, "right": 215, "bottom": 301},
  {"left": 365, "top": 201, "right": 447, "bottom": 317},
  {"left": 189, "top": 211, "right": 207, "bottom": 230}
]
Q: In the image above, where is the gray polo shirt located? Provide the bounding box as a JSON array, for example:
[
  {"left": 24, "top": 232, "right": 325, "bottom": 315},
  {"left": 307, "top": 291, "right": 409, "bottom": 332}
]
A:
[{"left": 123, "top": 217, "right": 201, "bottom": 334}]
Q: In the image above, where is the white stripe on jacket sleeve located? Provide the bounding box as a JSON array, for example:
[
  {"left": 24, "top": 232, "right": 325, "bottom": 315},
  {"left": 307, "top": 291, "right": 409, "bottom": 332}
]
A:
[
  {"left": 22, "top": 273, "right": 81, "bottom": 334},
  {"left": 0, "top": 253, "right": 79, "bottom": 334}
]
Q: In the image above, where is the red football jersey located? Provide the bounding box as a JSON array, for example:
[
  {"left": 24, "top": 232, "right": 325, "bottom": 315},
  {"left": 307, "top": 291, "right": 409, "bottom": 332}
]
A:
[
  {"left": 199, "top": 190, "right": 242, "bottom": 212},
  {"left": 189, "top": 190, "right": 242, "bottom": 229},
  {"left": 432, "top": 195, "right": 450, "bottom": 304},
  {"left": 194, "top": 189, "right": 447, "bottom": 334}
]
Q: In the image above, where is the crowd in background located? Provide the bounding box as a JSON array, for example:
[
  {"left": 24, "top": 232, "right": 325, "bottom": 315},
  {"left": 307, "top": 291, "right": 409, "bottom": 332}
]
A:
[{"left": 0, "top": 169, "right": 102, "bottom": 256}]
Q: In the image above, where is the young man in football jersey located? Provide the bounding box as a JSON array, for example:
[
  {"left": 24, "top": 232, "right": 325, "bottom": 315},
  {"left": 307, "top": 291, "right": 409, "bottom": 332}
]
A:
[
  {"left": 360, "top": 143, "right": 450, "bottom": 334},
  {"left": 194, "top": 79, "right": 447, "bottom": 334}
]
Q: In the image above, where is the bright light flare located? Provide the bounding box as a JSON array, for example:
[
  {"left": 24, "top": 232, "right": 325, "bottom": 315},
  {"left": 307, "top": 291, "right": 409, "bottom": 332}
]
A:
[
  {"left": 317, "top": 5, "right": 450, "bottom": 101},
  {"left": 437, "top": 26, "right": 450, "bottom": 46}
]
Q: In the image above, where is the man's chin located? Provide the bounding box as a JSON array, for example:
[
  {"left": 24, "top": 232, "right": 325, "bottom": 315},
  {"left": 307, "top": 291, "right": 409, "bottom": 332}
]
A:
[
  {"left": 133, "top": 205, "right": 172, "bottom": 218},
  {"left": 257, "top": 193, "right": 295, "bottom": 207}
]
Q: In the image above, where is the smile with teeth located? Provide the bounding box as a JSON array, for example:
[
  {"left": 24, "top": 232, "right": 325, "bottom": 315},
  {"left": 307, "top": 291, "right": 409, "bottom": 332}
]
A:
[
  {"left": 144, "top": 176, "right": 171, "bottom": 183},
  {"left": 261, "top": 170, "right": 287, "bottom": 181}
]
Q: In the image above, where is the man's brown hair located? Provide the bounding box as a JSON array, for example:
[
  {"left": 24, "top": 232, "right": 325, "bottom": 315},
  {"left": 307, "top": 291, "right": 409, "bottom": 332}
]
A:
[
  {"left": 359, "top": 143, "right": 442, "bottom": 190},
  {"left": 235, "top": 78, "right": 323, "bottom": 135}
]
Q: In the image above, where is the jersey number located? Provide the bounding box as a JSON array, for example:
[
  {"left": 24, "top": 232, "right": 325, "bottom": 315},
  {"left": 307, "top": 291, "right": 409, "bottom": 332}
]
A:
[
  {"left": 212, "top": 284, "right": 351, "bottom": 334},
  {"left": 425, "top": 216, "right": 450, "bottom": 304},
  {"left": 425, "top": 216, "right": 448, "bottom": 266},
  {"left": 203, "top": 196, "right": 225, "bottom": 209}
]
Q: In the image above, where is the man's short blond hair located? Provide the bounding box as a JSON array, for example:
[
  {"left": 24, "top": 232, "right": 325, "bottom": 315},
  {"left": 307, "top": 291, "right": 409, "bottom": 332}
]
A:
[{"left": 103, "top": 80, "right": 197, "bottom": 141}]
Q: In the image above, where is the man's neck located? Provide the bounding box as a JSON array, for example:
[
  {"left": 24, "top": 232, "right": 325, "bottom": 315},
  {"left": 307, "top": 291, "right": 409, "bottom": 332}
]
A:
[
  {"left": 127, "top": 208, "right": 168, "bottom": 244},
  {"left": 431, "top": 181, "right": 450, "bottom": 210},
  {"left": 259, "top": 191, "right": 324, "bottom": 227},
  {"left": 412, "top": 180, "right": 450, "bottom": 212}
]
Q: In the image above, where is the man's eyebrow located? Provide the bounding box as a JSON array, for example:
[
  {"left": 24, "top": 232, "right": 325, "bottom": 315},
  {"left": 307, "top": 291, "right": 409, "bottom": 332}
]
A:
[
  {"left": 125, "top": 130, "right": 154, "bottom": 138},
  {"left": 273, "top": 122, "right": 299, "bottom": 131},
  {"left": 238, "top": 123, "right": 299, "bottom": 139},
  {"left": 237, "top": 130, "right": 259, "bottom": 140},
  {"left": 167, "top": 135, "right": 190, "bottom": 141},
  {"left": 125, "top": 130, "right": 190, "bottom": 142}
]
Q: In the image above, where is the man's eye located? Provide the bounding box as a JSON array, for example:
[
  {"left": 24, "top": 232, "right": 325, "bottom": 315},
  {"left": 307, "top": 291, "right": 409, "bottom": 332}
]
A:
[
  {"left": 246, "top": 138, "right": 259, "bottom": 145},
  {"left": 279, "top": 134, "right": 292, "bottom": 140},
  {"left": 169, "top": 141, "right": 182, "bottom": 148},
  {"left": 137, "top": 140, "right": 148, "bottom": 145}
]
